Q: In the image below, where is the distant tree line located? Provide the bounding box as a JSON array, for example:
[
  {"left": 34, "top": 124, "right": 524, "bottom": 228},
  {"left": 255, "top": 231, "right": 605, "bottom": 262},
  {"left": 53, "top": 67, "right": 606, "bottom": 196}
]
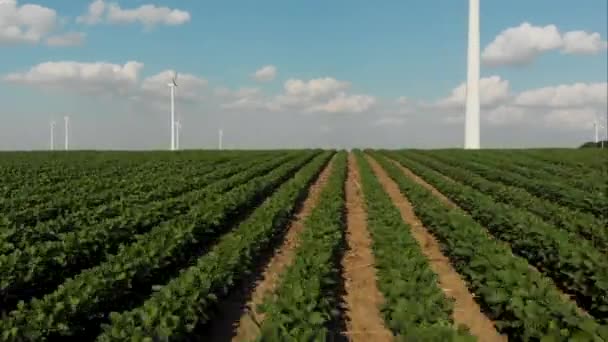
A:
[{"left": 580, "top": 141, "right": 608, "bottom": 148}]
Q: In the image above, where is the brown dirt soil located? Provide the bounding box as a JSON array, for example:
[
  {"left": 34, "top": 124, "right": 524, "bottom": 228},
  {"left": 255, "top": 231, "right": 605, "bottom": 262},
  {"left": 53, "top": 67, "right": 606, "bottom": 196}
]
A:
[
  {"left": 366, "top": 155, "right": 506, "bottom": 342},
  {"left": 386, "top": 156, "right": 590, "bottom": 317},
  {"left": 339, "top": 153, "right": 393, "bottom": 342},
  {"left": 221, "top": 157, "right": 337, "bottom": 342}
]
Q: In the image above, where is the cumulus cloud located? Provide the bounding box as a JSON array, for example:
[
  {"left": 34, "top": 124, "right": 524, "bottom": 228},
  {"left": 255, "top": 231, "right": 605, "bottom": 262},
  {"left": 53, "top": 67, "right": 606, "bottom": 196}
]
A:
[
  {"left": 514, "top": 83, "right": 607, "bottom": 108},
  {"left": 252, "top": 65, "right": 277, "bottom": 82},
  {"left": 77, "top": 0, "right": 191, "bottom": 28},
  {"left": 420, "top": 75, "right": 607, "bottom": 130},
  {"left": 3, "top": 60, "right": 146, "bottom": 98},
  {"left": 46, "top": 32, "right": 86, "bottom": 47},
  {"left": 482, "top": 22, "right": 607, "bottom": 66},
  {"left": 140, "top": 70, "right": 207, "bottom": 100},
  {"left": 221, "top": 77, "right": 375, "bottom": 114},
  {"left": 434, "top": 76, "right": 511, "bottom": 108},
  {"left": 0, "top": 0, "right": 57, "bottom": 44},
  {"left": 561, "top": 31, "right": 608, "bottom": 54}
]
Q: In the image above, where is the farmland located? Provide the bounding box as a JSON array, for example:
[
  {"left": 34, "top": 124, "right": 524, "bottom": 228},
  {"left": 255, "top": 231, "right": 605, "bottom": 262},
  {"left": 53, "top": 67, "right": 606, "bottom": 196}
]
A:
[{"left": 0, "top": 149, "right": 607, "bottom": 341}]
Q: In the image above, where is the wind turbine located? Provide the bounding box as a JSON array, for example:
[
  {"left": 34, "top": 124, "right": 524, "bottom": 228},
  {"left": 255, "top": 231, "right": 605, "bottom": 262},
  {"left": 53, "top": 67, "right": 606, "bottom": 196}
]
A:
[
  {"left": 64, "top": 116, "right": 69, "bottom": 151},
  {"left": 175, "top": 119, "right": 182, "bottom": 150},
  {"left": 50, "top": 121, "right": 56, "bottom": 151},
  {"left": 218, "top": 128, "right": 223, "bottom": 150},
  {"left": 168, "top": 71, "right": 178, "bottom": 151},
  {"left": 465, "top": 0, "right": 480, "bottom": 149}
]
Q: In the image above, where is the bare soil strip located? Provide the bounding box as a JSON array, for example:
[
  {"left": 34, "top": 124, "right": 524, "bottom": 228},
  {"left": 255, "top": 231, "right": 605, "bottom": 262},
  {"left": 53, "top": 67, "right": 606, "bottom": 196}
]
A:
[
  {"left": 206, "top": 157, "right": 336, "bottom": 342},
  {"left": 386, "top": 157, "right": 591, "bottom": 317},
  {"left": 340, "top": 154, "right": 393, "bottom": 342},
  {"left": 367, "top": 155, "right": 505, "bottom": 342}
]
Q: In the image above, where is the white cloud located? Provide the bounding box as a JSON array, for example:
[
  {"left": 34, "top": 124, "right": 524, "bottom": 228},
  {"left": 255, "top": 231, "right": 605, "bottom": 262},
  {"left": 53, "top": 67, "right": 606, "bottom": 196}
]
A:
[
  {"left": 4, "top": 61, "right": 144, "bottom": 95},
  {"left": 221, "top": 77, "right": 375, "bottom": 114},
  {"left": 373, "top": 117, "right": 407, "bottom": 127},
  {"left": 561, "top": 31, "right": 608, "bottom": 54},
  {"left": 0, "top": 0, "right": 58, "bottom": 44},
  {"left": 544, "top": 108, "right": 601, "bottom": 129},
  {"left": 435, "top": 76, "right": 511, "bottom": 108},
  {"left": 482, "top": 22, "right": 607, "bottom": 66},
  {"left": 482, "top": 23, "right": 562, "bottom": 66},
  {"left": 514, "top": 83, "right": 607, "bottom": 108},
  {"left": 77, "top": 0, "right": 191, "bottom": 28},
  {"left": 76, "top": 0, "right": 105, "bottom": 25},
  {"left": 309, "top": 92, "right": 376, "bottom": 113},
  {"left": 485, "top": 105, "right": 526, "bottom": 126},
  {"left": 140, "top": 70, "right": 207, "bottom": 100},
  {"left": 46, "top": 32, "right": 86, "bottom": 47},
  {"left": 252, "top": 65, "right": 277, "bottom": 82}
]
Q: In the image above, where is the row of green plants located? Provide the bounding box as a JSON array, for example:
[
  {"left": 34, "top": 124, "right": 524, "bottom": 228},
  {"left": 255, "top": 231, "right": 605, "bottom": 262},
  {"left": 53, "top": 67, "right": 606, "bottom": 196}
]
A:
[
  {"left": 0, "top": 152, "right": 290, "bottom": 255},
  {"left": 0, "top": 153, "right": 278, "bottom": 230},
  {"left": 0, "top": 153, "right": 304, "bottom": 312},
  {"left": 369, "top": 152, "right": 607, "bottom": 341},
  {"left": 0, "top": 152, "right": 320, "bottom": 341},
  {"left": 0, "top": 151, "right": 275, "bottom": 215},
  {"left": 96, "top": 152, "right": 334, "bottom": 341},
  {"left": 386, "top": 152, "right": 608, "bottom": 323},
  {"left": 257, "top": 152, "right": 347, "bottom": 341},
  {"left": 403, "top": 151, "right": 608, "bottom": 254},
  {"left": 455, "top": 151, "right": 605, "bottom": 195},
  {"left": 417, "top": 151, "right": 606, "bottom": 220},
  {"left": 1, "top": 157, "right": 243, "bottom": 253},
  {"left": 354, "top": 151, "right": 473, "bottom": 341}
]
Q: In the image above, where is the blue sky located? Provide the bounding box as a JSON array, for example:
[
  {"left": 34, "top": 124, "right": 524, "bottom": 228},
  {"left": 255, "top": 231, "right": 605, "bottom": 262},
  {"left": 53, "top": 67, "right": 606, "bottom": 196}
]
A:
[{"left": 1, "top": 0, "right": 607, "bottom": 150}]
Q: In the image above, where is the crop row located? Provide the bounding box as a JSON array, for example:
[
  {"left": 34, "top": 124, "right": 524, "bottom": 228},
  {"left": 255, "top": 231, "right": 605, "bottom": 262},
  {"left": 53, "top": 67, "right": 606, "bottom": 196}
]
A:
[
  {"left": 402, "top": 151, "right": 608, "bottom": 254},
  {"left": 384, "top": 151, "right": 608, "bottom": 323},
  {"left": 257, "top": 152, "right": 347, "bottom": 341},
  {"left": 369, "top": 152, "right": 606, "bottom": 341},
  {"left": 456, "top": 151, "right": 605, "bottom": 194},
  {"left": 0, "top": 152, "right": 319, "bottom": 341},
  {"left": 416, "top": 151, "right": 607, "bottom": 220},
  {"left": 0, "top": 152, "right": 306, "bottom": 313},
  {"left": 0, "top": 153, "right": 270, "bottom": 229},
  {"left": 0, "top": 152, "right": 287, "bottom": 255},
  {"left": 354, "top": 151, "right": 473, "bottom": 340},
  {"left": 97, "top": 151, "right": 334, "bottom": 341}
]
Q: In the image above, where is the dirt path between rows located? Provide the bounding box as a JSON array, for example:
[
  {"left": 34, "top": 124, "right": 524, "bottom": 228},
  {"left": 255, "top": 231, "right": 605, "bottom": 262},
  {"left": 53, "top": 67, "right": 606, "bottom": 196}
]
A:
[
  {"left": 340, "top": 153, "right": 393, "bottom": 342},
  {"left": 366, "top": 155, "right": 505, "bottom": 342},
  {"left": 203, "top": 157, "right": 335, "bottom": 342},
  {"left": 385, "top": 156, "right": 590, "bottom": 318}
]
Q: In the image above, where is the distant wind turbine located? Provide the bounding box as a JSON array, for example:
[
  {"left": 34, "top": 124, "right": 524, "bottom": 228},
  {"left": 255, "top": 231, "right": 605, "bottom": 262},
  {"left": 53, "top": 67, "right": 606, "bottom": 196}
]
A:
[
  {"left": 168, "top": 71, "right": 178, "bottom": 151},
  {"left": 64, "top": 116, "right": 69, "bottom": 151},
  {"left": 50, "top": 121, "right": 56, "bottom": 151},
  {"left": 465, "top": 0, "right": 480, "bottom": 149}
]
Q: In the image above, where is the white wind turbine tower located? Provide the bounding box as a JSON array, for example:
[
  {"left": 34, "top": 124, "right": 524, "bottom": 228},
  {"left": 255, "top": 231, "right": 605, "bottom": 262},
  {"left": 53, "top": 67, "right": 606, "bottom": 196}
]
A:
[
  {"left": 168, "top": 72, "right": 178, "bottom": 151},
  {"left": 50, "top": 121, "right": 56, "bottom": 151},
  {"left": 218, "top": 128, "right": 223, "bottom": 150},
  {"left": 465, "top": 0, "right": 480, "bottom": 149},
  {"left": 64, "top": 116, "right": 70, "bottom": 151},
  {"left": 175, "top": 119, "right": 182, "bottom": 150}
]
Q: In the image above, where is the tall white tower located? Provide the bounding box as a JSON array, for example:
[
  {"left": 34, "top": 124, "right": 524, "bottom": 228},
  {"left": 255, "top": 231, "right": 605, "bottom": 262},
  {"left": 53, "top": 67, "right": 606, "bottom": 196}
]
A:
[
  {"left": 50, "top": 121, "right": 56, "bottom": 151},
  {"left": 465, "top": 0, "right": 480, "bottom": 149},
  {"left": 219, "top": 129, "right": 223, "bottom": 150},
  {"left": 64, "top": 116, "right": 69, "bottom": 151}
]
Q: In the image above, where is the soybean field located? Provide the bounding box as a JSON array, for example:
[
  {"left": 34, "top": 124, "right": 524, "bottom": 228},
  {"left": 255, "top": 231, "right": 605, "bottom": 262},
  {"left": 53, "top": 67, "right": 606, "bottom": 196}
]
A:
[{"left": 0, "top": 149, "right": 607, "bottom": 341}]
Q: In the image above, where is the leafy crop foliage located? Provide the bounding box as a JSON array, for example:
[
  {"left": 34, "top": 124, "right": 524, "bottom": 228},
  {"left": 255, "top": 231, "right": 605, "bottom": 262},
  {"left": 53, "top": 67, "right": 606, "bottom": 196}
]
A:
[
  {"left": 258, "top": 152, "right": 347, "bottom": 341},
  {"left": 354, "top": 151, "right": 474, "bottom": 341},
  {"left": 1, "top": 151, "right": 321, "bottom": 340},
  {"left": 97, "top": 152, "right": 333, "bottom": 340},
  {"left": 385, "top": 151, "right": 608, "bottom": 323},
  {"left": 370, "top": 151, "right": 607, "bottom": 341}
]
